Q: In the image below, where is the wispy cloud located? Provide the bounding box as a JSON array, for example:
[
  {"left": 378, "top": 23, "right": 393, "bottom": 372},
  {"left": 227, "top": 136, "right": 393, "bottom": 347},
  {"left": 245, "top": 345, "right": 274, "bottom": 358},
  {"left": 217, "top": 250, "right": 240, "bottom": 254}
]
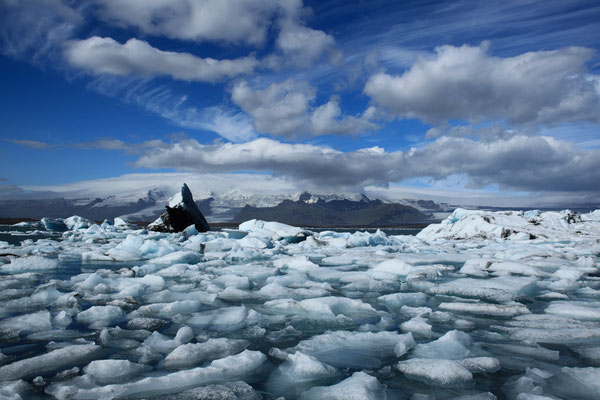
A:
[
  {"left": 3, "top": 139, "right": 52, "bottom": 150},
  {"left": 0, "top": 0, "right": 82, "bottom": 64},
  {"left": 86, "top": 77, "right": 257, "bottom": 142}
]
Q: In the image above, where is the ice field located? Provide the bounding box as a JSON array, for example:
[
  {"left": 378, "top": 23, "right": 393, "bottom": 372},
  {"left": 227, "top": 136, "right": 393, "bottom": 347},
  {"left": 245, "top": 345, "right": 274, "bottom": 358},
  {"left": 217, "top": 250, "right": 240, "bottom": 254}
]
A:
[{"left": 1, "top": 209, "right": 600, "bottom": 399}]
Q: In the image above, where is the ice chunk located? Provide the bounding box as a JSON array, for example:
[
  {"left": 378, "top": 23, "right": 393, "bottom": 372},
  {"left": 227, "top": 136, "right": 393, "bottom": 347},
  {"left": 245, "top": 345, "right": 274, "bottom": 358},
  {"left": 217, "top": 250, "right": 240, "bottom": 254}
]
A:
[
  {"left": 148, "top": 381, "right": 260, "bottom": 400},
  {"left": 164, "top": 338, "right": 250, "bottom": 369},
  {"left": 429, "top": 276, "right": 537, "bottom": 303},
  {"left": 458, "top": 357, "right": 501, "bottom": 373},
  {"left": 64, "top": 216, "right": 94, "bottom": 230},
  {"left": 2, "top": 256, "right": 59, "bottom": 272},
  {"left": 377, "top": 292, "right": 428, "bottom": 311},
  {"left": 560, "top": 367, "right": 600, "bottom": 396},
  {"left": 0, "top": 311, "right": 52, "bottom": 338},
  {"left": 0, "top": 345, "right": 101, "bottom": 381},
  {"left": 142, "top": 331, "right": 179, "bottom": 354},
  {"left": 396, "top": 358, "right": 473, "bottom": 387},
  {"left": 267, "top": 351, "right": 339, "bottom": 397},
  {"left": 394, "top": 332, "right": 416, "bottom": 357},
  {"left": 41, "top": 217, "right": 68, "bottom": 232},
  {"left": 126, "top": 317, "right": 168, "bottom": 331},
  {"left": 76, "top": 306, "right": 124, "bottom": 328},
  {"left": 569, "top": 345, "right": 600, "bottom": 365},
  {"left": 499, "top": 314, "right": 600, "bottom": 343},
  {"left": 291, "top": 330, "right": 406, "bottom": 369},
  {"left": 400, "top": 317, "right": 433, "bottom": 337},
  {"left": 299, "top": 371, "right": 386, "bottom": 400},
  {"left": 114, "top": 217, "right": 136, "bottom": 229},
  {"left": 439, "top": 302, "right": 530, "bottom": 317},
  {"left": 133, "top": 300, "right": 203, "bottom": 319},
  {"left": 459, "top": 258, "right": 493, "bottom": 277},
  {"left": 371, "top": 259, "right": 413, "bottom": 275},
  {"left": 239, "top": 219, "right": 309, "bottom": 242},
  {"left": 238, "top": 235, "right": 269, "bottom": 249},
  {"left": 545, "top": 301, "right": 600, "bottom": 321},
  {"left": 0, "top": 379, "right": 34, "bottom": 399},
  {"left": 84, "top": 359, "right": 148, "bottom": 384},
  {"left": 273, "top": 255, "right": 319, "bottom": 271},
  {"left": 487, "top": 261, "right": 543, "bottom": 277},
  {"left": 149, "top": 251, "right": 201, "bottom": 265},
  {"left": 185, "top": 306, "right": 248, "bottom": 331},
  {"left": 67, "top": 350, "right": 265, "bottom": 399},
  {"left": 263, "top": 297, "right": 378, "bottom": 320},
  {"left": 174, "top": 326, "right": 194, "bottom": 346},
  {"left": 411, "top": 330, "right": 472, "bottom": 359},
  {"left": 484, "top": 344, "right": 559, "bottom": 362}
]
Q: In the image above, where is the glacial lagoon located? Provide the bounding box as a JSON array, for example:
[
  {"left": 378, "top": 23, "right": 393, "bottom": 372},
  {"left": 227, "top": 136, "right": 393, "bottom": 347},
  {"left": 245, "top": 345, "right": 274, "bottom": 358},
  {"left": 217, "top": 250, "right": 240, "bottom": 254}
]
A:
[{"left": 1, "top": 210, "right": 600, "bottom": 399}]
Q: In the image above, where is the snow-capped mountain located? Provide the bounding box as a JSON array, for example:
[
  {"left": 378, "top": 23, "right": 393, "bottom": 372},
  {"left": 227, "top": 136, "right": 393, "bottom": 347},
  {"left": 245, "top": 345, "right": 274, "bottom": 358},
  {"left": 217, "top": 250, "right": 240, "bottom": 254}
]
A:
[{"left": 0, "top": 173, "right": 455, "bottom": 222}]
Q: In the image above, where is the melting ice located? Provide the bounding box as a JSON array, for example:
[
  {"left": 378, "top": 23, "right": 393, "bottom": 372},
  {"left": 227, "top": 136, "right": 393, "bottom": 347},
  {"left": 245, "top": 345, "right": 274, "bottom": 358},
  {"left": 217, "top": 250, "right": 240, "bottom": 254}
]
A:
[{"left": 1, "top": 209, "right": 600, "bottom": 399}]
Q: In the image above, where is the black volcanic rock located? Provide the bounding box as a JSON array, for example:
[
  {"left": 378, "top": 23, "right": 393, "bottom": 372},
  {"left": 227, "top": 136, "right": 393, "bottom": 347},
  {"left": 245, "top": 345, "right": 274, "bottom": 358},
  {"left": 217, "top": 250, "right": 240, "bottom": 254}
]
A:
[
  {"left": 148, "top": 184, "right": 210, "bottom": 232},
  {"left": 232, "top": 195, "right": 429, "bottom": 226}
]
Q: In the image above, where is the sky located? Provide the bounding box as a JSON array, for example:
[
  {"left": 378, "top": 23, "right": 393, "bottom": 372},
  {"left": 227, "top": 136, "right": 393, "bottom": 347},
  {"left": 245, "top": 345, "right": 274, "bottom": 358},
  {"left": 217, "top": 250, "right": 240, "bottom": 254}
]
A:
[{"left": 0, "top": 0, "right": 599, "bottom": 207}]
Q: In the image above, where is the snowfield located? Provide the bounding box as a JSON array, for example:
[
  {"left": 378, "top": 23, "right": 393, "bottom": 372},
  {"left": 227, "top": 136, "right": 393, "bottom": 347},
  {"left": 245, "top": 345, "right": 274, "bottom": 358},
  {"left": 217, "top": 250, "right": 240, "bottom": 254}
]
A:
[{"left": 0, "top": 209, "right": 599, "bottom": 399}]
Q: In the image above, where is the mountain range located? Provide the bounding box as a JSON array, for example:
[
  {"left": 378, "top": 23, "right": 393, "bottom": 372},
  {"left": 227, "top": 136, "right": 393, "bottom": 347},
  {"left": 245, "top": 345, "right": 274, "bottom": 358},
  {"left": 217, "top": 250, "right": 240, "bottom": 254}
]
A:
[
  {"left": 0, "top": 182, "right": 453, "bottom": 225},
  {"left": 232, "top": 192, "right": 432, "bottom": 226}
]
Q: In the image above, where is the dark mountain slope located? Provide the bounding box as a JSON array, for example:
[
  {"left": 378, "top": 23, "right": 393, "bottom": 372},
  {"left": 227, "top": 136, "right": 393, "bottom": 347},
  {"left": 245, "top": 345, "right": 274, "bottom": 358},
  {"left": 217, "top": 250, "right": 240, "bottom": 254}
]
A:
[{"left": 232, "top": 196, "right": 429, "bottom": 226}]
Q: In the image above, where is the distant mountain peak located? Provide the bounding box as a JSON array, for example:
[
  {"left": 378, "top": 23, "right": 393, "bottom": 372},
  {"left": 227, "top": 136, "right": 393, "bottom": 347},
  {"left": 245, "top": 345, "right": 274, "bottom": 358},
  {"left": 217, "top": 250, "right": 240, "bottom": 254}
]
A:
[{"left": 359, "top": 193, "right": 371, "bottom": 203}]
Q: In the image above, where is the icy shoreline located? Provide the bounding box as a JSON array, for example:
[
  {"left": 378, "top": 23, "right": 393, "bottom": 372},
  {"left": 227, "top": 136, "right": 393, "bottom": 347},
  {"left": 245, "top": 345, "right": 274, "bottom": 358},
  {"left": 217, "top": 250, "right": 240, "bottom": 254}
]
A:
[{"left": 1, "top": 209, "right": 599, "bottom": 399}]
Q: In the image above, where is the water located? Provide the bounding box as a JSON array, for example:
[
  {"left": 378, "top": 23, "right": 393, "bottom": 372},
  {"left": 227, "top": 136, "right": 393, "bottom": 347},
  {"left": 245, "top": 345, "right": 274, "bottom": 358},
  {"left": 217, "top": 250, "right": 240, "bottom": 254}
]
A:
[{"left": 1, "top": 219, "right": 599, "bottom": 399}]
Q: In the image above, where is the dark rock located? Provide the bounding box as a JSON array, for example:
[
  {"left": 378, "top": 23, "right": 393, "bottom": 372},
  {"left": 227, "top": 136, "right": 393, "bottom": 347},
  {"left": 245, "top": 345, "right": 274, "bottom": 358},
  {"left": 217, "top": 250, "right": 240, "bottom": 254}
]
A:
[{"left": 148, "top": 184, "right": 210, "bottom": 233}]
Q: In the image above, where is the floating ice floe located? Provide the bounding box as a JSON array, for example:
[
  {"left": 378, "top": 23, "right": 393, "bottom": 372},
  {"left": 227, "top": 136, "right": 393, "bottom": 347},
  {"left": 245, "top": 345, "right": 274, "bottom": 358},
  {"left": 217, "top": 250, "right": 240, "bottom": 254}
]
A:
[
  {"left": 299, "top": 371, "right": 386, "bottom": 400},
  {"left": 1, "top": 209, "right": 599, "bottom": 399}
]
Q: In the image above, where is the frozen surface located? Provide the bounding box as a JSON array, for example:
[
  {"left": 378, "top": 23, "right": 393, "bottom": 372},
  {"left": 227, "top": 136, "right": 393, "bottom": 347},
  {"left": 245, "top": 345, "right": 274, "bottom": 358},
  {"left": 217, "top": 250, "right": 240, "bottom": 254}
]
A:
[{"left": 1, "top": 210, "right": 599, "bottom": 399}]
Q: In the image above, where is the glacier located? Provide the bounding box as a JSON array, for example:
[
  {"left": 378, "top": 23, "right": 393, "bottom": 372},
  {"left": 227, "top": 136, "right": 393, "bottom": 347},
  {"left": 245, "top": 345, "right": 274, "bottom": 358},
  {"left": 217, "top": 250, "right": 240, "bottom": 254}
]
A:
[{"left": 0, "top": 208, "right": 599, "bottom": 399}]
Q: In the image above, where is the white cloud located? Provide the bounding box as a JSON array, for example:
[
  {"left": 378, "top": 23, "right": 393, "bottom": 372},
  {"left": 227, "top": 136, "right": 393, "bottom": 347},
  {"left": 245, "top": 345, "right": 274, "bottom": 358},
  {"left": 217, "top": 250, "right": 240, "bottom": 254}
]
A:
[
  {"left": 197, "top": 108, "right": 257, "bottom": 143},
  {"left": 3, "top": 139, "right": 52, "bottom": 150},
  {"left": 231, "top": 79, "right": 377, "bottom": 138},
  {"left": 0, "top": 0, "right": 82, "bottom": 63},
  {"left": 364, "top": 43, "right": 600, "bottom": 126},
  {"left": 132, "top": 135, "right": 600, "bottom": 195},
  {"left": 275, "top": 19, "right": 335, "bottom": 67},
  {"left": 86, "top": 78, "right": 257, "bottom": 142},
  {"left": 92, "top": 0, "right": 284, "bottom": 45},
  {"left": 93, "top": 0, "right": 336, "bottom": 68},
  {"left": 64, "top": 37, "right": 258, "bottom": 82}
]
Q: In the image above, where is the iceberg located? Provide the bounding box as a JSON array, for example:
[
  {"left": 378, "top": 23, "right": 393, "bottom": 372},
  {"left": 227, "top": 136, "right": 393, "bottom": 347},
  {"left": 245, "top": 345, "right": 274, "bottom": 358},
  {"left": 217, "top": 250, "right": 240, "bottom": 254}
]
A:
[{"left": 148, "top": 183, "right": 210, "bottom": 233}]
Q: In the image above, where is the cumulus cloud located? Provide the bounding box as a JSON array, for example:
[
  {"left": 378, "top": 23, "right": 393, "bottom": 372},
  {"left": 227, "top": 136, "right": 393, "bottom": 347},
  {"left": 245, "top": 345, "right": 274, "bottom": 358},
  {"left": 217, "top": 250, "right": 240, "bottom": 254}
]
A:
[
  {"left": 93, "top": 0, "right": 335, "bottom": 68},
  {"left": 92, "top": 0, "right": 283, "bottom": 45},
  {"left": 231, "top": 79, "right": 377, "bottom": 138},
  {"left": 364, "top": 43, "right": 600, "bottom": 126},
  {"left": 132, "top": 136, "right": 600, "bottom": 193},
  {"left": 0, "top": 0, "right": 82, "bottom": 63},
  {"left": 64, "top": 37, "right": 258, "bottom": 82},
  {"left": 273, "top": 19, "right": 336, "bottom": 67}
]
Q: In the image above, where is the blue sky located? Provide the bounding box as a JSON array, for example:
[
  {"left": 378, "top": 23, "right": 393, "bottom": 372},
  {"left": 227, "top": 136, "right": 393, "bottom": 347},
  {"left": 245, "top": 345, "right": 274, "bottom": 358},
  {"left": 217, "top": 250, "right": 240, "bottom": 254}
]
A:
[{"left": 1, "top": 0, "right": 599, "bottom": 205}]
